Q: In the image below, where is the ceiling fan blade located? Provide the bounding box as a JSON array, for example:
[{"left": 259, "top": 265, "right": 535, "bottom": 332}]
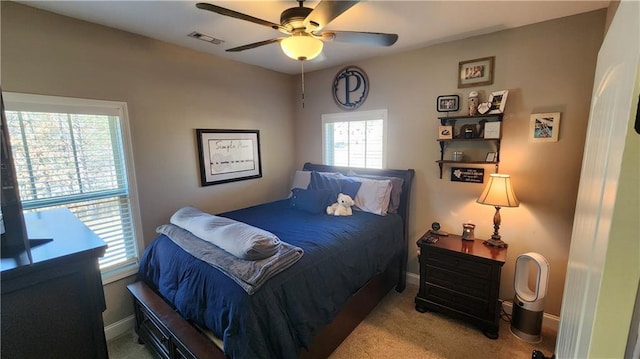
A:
[
  {"left": 304, "top": 1, "right": 359, "bottom": 32},
  {"left": 196, "top": 3, "right": 284, "bottom": 31},
  {"left": 226, "top": 38, "right": 284, "bottom": 52},
  {"left": 321, "top": 31, "right": 399, "bottom": 47}
]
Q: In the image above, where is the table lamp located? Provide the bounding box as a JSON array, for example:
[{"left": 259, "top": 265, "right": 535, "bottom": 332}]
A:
[{"left": 476, "top": 173, "right": 519, "bottom": 248}]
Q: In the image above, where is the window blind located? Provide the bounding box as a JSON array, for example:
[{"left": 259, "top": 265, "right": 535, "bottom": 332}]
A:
[
  {"left": 3, "top": 93, "right": 142, "bottom": 282},
  {"left": 322, "top": 109, "right": 387, "bottom": 169}
]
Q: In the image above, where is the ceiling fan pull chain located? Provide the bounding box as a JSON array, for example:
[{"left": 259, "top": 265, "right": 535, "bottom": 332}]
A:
[{"left": 301, "top": 60, "right": 305, "bottom": 108}]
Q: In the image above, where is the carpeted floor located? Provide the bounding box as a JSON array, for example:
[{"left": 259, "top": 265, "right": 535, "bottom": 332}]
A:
[{"left": 108, "top": 284, "right": 556, "bottom": 359}]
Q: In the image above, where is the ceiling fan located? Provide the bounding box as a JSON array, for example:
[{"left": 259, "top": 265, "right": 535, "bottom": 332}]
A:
[{"left": 195, "top": 1, "right": 399, "bottom": 61}]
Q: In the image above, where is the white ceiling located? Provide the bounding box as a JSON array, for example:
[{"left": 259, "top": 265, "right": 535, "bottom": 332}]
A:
[{"left": 18, "top": 1, "right": 609, "bottom": 75}]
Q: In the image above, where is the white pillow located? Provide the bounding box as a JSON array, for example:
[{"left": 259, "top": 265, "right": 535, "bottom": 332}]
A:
[{"left": 350, "top": 177, "right": 392, "bottom": 216}]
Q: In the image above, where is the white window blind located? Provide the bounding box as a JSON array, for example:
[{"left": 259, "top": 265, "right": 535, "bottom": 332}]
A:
[
  {"left": 3, "top": 93, "right": 143, "bottom": 283},
  {"left": 322, "top": 109, "right": 387, "bottom": 169}
]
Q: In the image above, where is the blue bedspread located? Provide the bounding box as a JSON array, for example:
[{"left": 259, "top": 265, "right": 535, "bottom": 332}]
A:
[{"left": 137, "top": 199, "right": 403, "bottom": 359}]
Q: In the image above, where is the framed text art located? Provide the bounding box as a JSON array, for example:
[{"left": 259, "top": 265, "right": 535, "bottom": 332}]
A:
[
  {"left": 196, "top": 129, "right": 262, "bottom": 186},
  {"left": 458, "top": 56, "right": 495, "bottom": 88},
  {"left": 529, "top": 112, "right": 561, "bottom": 142}
]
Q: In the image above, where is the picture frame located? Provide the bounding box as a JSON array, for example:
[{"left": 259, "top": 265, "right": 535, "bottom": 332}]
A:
[
  {"left": 488, "top": 90, "right": 509, "bottom": 114},
  {"left": 529, "top": 112, "right": 561, "bottom": 142},
  {"left": 485, "top": 152, "right": 497, "bottom": 162},
  {"left": 458, "top": 56, "right": 495, "bottom": 88},
  {"left": 436, "top": 95, "right": 460, "bottom": 112},
  {"left": 196, "top": 129, "right": 262, "bottom": 186},
  {"left": 438, "top": 125, "right": 453, "bottom": 140},
  {"left": 483, "top": 121, "right": 501, "bottom": 139}
]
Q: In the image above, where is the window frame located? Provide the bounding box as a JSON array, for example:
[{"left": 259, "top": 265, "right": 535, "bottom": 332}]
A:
[
  {"left": 321, "top": 109, "right": 388, "bottom": 169},
  {"left": 3, "top": 92, "right": 144, "bottom": 284}
]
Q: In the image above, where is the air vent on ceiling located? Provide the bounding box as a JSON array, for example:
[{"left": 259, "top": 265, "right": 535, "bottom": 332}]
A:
[{"left": 188, "top": 31, "right": 224, "bottom": 45}]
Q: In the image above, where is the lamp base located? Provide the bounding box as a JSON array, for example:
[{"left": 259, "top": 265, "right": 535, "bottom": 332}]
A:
[{"left": 483, "top": 238, "right": 509, "bottom": 248}]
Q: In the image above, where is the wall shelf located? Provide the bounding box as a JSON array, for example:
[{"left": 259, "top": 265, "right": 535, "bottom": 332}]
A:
[{"left": 437, "top": 113, "right": 503, "bottom": 179}]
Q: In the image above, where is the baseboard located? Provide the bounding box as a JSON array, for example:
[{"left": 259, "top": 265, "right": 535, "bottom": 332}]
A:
[
  {"left": 104, "top": 314, "right": 136, "bottom": 342},
  {"left": 405, "top": 271, "right": 559, "bottom": 332}
]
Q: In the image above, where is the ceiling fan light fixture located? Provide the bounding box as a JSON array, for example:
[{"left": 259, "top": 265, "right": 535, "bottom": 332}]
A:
[{"left": 280, "top": 33, "right": 323, "bottom": 61}]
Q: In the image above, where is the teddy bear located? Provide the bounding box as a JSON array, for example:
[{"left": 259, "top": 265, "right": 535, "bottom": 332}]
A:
[{"left": 326, "top": 193, "right": 355, "bottom": 216}]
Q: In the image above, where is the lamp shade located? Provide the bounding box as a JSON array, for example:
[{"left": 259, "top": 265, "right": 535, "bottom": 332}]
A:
[
  {"left": 477, "top": 174, "right": 520, "bottom": 207},
  {"left": 280, "top": 34, "right": 323, "bottom": 61}
]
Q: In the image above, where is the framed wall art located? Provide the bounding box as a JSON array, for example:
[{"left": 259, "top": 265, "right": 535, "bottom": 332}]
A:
[
  {"left": 458, "top": 56, "right": 495, "bottom": 88},
  {"left": 436, "top": 95, "right": 460, "bottom": 112},
  {"left": 488, "top": 90, "right": 509, "bottom": 114},
  {"left": 196, "top": 129, "right": 262, "bottom": 186},
  {"left": 529, "top": 112, "right": 561, "bottom": 142}
]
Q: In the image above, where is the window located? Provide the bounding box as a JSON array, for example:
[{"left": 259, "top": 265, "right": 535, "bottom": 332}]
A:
[
  {"left": 3, "top": 93, "right": 143, "bottom": 283},
  {"left": 322, "top": 109, "right": 387, "bottom": 169}
]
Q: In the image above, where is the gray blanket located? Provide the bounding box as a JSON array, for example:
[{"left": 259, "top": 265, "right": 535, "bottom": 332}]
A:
[{"left": 156, "top": 224, "right": 304, "bottom": 295}]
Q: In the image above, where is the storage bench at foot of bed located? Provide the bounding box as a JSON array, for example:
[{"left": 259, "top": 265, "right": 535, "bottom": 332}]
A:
[{"left": 127, "top": 281, "right": 226, "bottom": 359}]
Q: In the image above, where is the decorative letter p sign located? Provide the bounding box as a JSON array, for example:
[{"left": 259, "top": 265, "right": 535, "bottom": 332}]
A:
[{"left": 332, "top": 66, "right": 369, "bottom": 110}]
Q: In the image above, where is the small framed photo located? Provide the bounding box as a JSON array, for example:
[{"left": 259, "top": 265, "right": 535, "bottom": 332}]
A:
[
  {"left": 458, "top": 56, "right": 495, "bottom": 88},
  {"left": 530, "top": 112, "right": 561, "bottom": 142},
  {"left": 485, "top": 152, "right": 497, "bottom": 162},
  {"left": 438, "top": 125, "right": 453, "bottom": 140},
  {"left": 436, "top": 95, "right": 460, "bottom": 112},
  {"left": 488, "top": 90, "right": 509, "bottom": 114}
]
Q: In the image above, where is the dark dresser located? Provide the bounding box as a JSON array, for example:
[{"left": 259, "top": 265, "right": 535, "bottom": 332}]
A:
[
  {"left": 415, "top": 232, "right": 507, "bottom": 338},
  {"left": 1, "top": 208, "right": 108, "bottom": 358}
]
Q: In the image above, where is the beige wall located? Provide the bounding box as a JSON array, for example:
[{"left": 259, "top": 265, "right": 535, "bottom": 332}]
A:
[
  {"left": 294, "top": 10, "right": 606, "bottom": 316},
  {"left": 1, "top": 1, "right": 607, "bottom": 326},
  {"left": 1, "top": 2, "right": 296, "bottom": 326}
]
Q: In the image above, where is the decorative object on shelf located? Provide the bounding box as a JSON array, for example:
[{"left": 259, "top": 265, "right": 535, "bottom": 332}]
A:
[
  {"left": 529, "top": 112, "right": 561, "bottom": 142},
  {"left": 459, "top": 124, "right": 478, "bottom": 139},
  {"left": 476, "top": 173, "right": 520, "bottom": 248},
  {"left": 485, "top": 152, "right": 497, "bottom": 162},
  {"left": 452, "top": 151, "right": 464, "bottom": 161},
  {"left": 458, "top": 56, "right": 495, "bottom": 88},
  {"left": 468, "top": 91, "right": 479, "bottom": 116},
  {"left": 438, "top": 125, "right": 453, "bottom": 140},
  {"left": 436, "top": 95, "right": 460, "bottom": 112},
  {"left": 488, "top": 90, "right": 509, "bottom": 114},
  {"left": 478, "top": 102, "right": 492, "bottom": 114},
  {"left": 196, "top": 129, "right": 262, "bottom": 186},
  {"left": 451, "top": 167, "right": 485, "bottom": 183},
  {"left": 483, "top": 121, "right": 501, "bottom": 139},
  {"left": 333, "top": 66, "right": 369, "bottom": 110},
  {"left": 461, "top": 223, "right": 476, "bottom": 241},
  {"left": 431, "top": 222, "right": 448, "bottom": 236}
]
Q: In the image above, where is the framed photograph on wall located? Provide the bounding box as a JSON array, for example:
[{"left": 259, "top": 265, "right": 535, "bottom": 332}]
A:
[
  {"left": 458, "top": 56, "right": 495, "bottom": 88},
  {"left": 196, "top": 129, "right": 262, "bottom": 186},
  {"left": 488, "top": 90, "right": 509, "bottom": 114},
  {"left": 436, "top": 95, "right": 460, "bottom": 112},
  {"left": 529, "top": 112, "right": 561, "bottom": 142}
]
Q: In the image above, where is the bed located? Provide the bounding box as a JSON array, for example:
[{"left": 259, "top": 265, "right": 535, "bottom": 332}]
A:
[{"left": 127, "top": 163, "right": 414, "bottom": 359}]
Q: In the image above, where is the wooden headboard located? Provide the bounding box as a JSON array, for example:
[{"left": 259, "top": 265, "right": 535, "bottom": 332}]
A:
[{"left": 302, "top": 162, "right": 415, "bottom": 291}]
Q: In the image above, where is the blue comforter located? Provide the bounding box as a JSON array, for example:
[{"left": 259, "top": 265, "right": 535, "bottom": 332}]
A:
[{"left": 137, "top": 199, "right": 403, "bottom": 359}]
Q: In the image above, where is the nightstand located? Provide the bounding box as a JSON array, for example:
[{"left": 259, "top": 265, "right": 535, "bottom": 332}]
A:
[{"left": 415, "top": 231, "right": 507, "bottom": 339}]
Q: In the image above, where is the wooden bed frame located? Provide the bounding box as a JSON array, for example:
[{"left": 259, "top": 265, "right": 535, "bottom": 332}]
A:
[{"left": 127, "top": 163, "right": 414, "bottom": 359}]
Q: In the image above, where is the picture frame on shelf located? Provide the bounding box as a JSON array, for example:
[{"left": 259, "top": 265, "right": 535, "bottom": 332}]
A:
[
  {"left": 436, "top": 95, "right": 460, "bottom": 112},
  {"left": 196, "top": 129, "right": 262, "bottom": 186},
  {"left": 438, "top": 125, "right": 453, "bottom": 140},
  {"left": 529, "top": 112, "right": 561, "bottom": 142},
  {"left": 488, "top": 90, "right": 509, "bottom": 114},
  {"left": 485, "top": 152, "right": 497, "bottom": 162},
  {"left": 458, "top": 56, "right": 495, "bottom": 88},
  {"left": 483, "top": 121, "right": 501, "bottom": 139}
]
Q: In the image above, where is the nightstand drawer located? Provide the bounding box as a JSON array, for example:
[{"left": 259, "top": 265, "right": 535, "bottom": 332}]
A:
[
  {"left": 425, "top": 264, "right": 490, "bottom": 299},
  {"left": 424, "top": 249, "right": 492, "bottom": 278},
  {"left": 424, "top": 284, "right": 490, "bottom": 319}
]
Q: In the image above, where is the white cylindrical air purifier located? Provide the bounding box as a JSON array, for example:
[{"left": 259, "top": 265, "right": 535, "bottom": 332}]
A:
[{"left": 510, "top": 252, "right": 550, "bottom": 343}]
